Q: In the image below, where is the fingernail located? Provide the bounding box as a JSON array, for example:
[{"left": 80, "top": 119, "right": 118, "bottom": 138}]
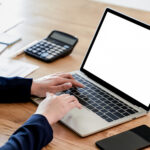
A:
[
  {"left": 46, "top": 92, "right": 54, "bottom": 97},
  {"left": 65, "top": 82, "right": 72, "bottom": 86},
  {"left": 46, "top": 92, "right": 50, "bottom": 96}
]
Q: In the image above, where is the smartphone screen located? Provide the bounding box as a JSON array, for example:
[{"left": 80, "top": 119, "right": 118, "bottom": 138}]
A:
[{"left": 96, "top": 125, "right": 150, "bottom": 150}]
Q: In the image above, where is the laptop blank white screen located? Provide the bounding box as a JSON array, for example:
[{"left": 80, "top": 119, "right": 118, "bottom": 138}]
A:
[{"left": 83, "top": 12, "right": 150, "bottom": 107}]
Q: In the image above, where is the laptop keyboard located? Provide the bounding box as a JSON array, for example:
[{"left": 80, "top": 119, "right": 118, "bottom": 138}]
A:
[{"left": 61, "top": 74, "right": 138, "bottom": 122}]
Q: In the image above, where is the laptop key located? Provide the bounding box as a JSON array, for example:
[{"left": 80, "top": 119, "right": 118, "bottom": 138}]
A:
[
  {"left": 100, "top": 103, "right": 107, "bottom": 107},
  {"left": 108, "top": 108, "right": 116, "bottom": 112},
  {"left": 121, "top": 106, "right": 128, "bottom": 110},
  {"left": 100, "top": 109, "right": 108, "bottom": 113},
  {"left": 105, "top": 112, "right": 119, "bottom": 120},
  {"left": 88, "top": 100, "right": 95, "bottom": 105},
  {"left": 92, "top": 103, "right": 99, "bottom": 107},
  {"left": 104, "top": 100, "right": 111, "bottom": 104},
  {"left": 96, "top": 111, "right": 104, "bottom": 116},
  {"left": 86, "top": 105, "right": 94, "bottom": 110},
  {"left": 127, "top": 109, "right": 136, "bottom": 114},
  {"left": 104, "top": 106, "right": 111, "bottom": 110},
  {"left": 101, "top": 115, "right": 109, "bottom": 120},
  {"left": 96, "top": 106, "right": 103, "bottom": 111},
  {"left": 117, "top": 109, "right": 125, "bottom": 113},
  {"left": 109, "top": 103, "right": 116, "bottom": 107},
  {"left": 79, "top": 100, "right": 87, "bottom": 106},
  {"left": 105, "top": 118, "right": 113, "bottom": 122},
  {"left": 114, "top": 112, "right": 124, "bottom": 118},
  {"left": 113, "top": 106, "right": 120, "bottom": 110},
  {"left": 95, "top": 100, "right": 102, "bottom": 103},
  {"left": 92, "top": 108, "right": 99, "bottom": 113},
  {"left": 123, "top": 112, "right": 130, "bottom": 116},
  {"left": 116, "top": 102, "right": 124, "bottom": 107}
]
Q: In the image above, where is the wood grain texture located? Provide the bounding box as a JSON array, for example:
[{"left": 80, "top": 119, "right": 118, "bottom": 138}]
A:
[{"left": 0, "top": 0, "right": 150, "bottom": 149}]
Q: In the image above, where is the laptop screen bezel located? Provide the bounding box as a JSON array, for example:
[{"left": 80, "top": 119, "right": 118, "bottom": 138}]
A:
[{"left": 80, "top": 8, "right": 150, "bottom": 111}]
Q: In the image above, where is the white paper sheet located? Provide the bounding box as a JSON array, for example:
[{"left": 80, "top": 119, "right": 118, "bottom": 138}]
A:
[
  {"left": 1, "top": 41, "right": 38, "bottom": 58},
  {"left": 0, "top": 33, "right": 21, "bottom": 45},
  {"left": 0, "top": 44, "right": 7, "bottom": 53},
  {"left": 0, "top": 57, "right": 39, "bottom": 77},
  {"left": 0, "top": 19, "right": 23, "bottom": 33}
]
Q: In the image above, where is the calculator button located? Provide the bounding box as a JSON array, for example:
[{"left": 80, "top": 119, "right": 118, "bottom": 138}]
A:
[
  {"left": 59, "top": 49, "right": 64, "bottom": 52},
  {"left": 48, "top": 41, "right": 52, "bottom": 44},
  {"left": 32, "top": 50, "right": 37, "bottom": 53},
  {"left": 37, "top": 48, "right": 41, "bottom": 51},
  {"left": 41, "top": 50, "right": 46, "bottom": 53},
  {"left": 37, "top": 52, "right": 41, "bottom": 55},
  {"left": 45, "top": 48, "right": 49, "bottom": 51},
  {"left": 41, "top": 52, "right": 49, "bottom": 57},
  {"left": 51, "top": 49, "right": 55, "bottom": 51},
  {"left": 51, "top": 43, "right": 55, "bottom": 46},
  {"left": 47, "top": 45, "right": 53, "bottom": 48},
  {"left": 52, "top": 53, "right": 58, "bottom": 56},
  {"left": 55, "top": 52, "right": 61, "bottom": 55},
  {"left": 27, "top": 48, "right": 32, "bottom": 51},
  {"left": 40, "top": 45, "right": 45, "bottom": 48},
  {"left": 56, "top": 45, "right": 61, "bottom": 48},
  {"left": 64, "top": 45, "right": 69, "bottom": 48},
  {"left": 48, "top": 51, "right": 52, "bottom": 54},
  {"left": 46, "top": 55, "right": 54, "bottom": 59},
  {"left": 61, "top": 47, "right": 66, "bottom": 50}
]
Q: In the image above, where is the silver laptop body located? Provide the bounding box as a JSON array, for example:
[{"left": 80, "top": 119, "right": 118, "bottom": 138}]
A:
[{"left": 33, "top": 8, "right": 150, "bottom": 137}]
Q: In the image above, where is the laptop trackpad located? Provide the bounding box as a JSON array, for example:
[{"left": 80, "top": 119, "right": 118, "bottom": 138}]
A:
[{"left": 61, "top": 107, "right": 109, "bottom": 137}]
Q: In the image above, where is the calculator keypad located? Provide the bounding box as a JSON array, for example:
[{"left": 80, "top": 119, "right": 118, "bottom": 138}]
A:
[{"left": 25, "top": 40, "right": 71, "bottom": 62}]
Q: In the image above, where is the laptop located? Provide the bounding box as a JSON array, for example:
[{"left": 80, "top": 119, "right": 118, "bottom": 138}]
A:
[{"left": 33, "top": 8, "right": 150, "bottom": 137}]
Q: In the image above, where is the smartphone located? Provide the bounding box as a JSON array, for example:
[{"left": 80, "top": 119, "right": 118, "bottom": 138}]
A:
[{"left": 96, "top": 125, "right": 150, "bottom": 150}]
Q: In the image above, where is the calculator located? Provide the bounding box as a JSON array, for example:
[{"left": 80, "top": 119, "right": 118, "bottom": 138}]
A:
[{"left": 24, "top": 30, "right": 78, "bottom": 62}]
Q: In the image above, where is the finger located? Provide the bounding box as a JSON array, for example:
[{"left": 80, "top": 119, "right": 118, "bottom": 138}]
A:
[
  {"left": 52, "top": 82, "right": 72, "bottom": 93},
  {"left": 69, "top": 100, "right": 82, "bottom": 109},
  {"left": 46, "top": 92, "right": 52, "bottom": 97},
  {"left": 58, "top": 94, "right": 75, "bottom": 102},
  {"left": 66, "top": 79, "right": 84, "bottom": 88},
  {"left": 58, "top": 93, "right": 71, "bottom": 98},
  {"left": 54, "top": 77, "right": 84, "bottom": 88},
  {"left": 51, "top": 72, "right": 65, "bottom": 77},
  {"left": 64, "top": 95, "right": 77, "bottom": 103},
  {"left": 59, "top": 73, "right": 74, "bottom": 79},
  {"left": 45, "top": 92, "right": 56, "bottom": 100},
  {"left": 65, "top": 95, "right": 82, "bottom": 109},
  {"left": 43, "top": 72, "right": 65, "bottom": 79}
]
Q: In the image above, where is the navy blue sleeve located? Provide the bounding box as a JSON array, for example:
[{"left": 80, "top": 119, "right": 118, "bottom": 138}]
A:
[
  {"left": 0, "top": 76, "right": 32, "bottom": 103},
  {"left": 0, "top": 114, "right": 53, "bottom": 150}
]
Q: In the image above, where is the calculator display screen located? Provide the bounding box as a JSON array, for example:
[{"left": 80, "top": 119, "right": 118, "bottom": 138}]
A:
[{"left": 51, "top": 32, "right": 76, "bottom": 45}]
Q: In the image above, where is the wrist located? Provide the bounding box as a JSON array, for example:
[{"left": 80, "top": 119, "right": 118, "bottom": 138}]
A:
[
  {"left": 31, "top": 81, "right": 38, "bottom": 96},
  {"left": 43, "top": 113, "right": 56, "bottom": 125},
  {"left": 35, "top": 112, "right": 55, "bottom": 125}
]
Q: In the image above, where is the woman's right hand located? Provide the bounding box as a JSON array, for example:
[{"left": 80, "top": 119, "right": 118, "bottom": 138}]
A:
[{"left": 35, "top": 93, "right": 82, "bottom": 125}]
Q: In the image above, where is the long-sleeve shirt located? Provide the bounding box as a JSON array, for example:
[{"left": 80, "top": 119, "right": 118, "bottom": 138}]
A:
[{"left": 0, "top": 77, "right": 53, "bottom": 150}]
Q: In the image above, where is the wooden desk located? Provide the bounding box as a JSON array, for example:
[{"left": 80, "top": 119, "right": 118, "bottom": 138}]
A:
[{"left": 0, "top": 0, "right": 150, "bottom": 149}]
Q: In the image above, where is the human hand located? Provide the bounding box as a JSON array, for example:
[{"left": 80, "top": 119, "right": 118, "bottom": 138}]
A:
[
  {"left": 31, "top": 73, "right": 84, "bottom": 97},
  {"left": 35, "top": 92, "right": 82, "bottom": 125}
]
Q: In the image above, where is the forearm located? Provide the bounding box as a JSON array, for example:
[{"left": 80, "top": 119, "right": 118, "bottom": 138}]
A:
[
  {"left": 0, "top": 114, "right": 53, "bottom": 150},
  {"left": 0, "top": 77, "right": 32, "bottom": 102}
]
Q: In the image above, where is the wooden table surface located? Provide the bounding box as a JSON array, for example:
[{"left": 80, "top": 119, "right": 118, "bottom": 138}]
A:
[{"left": 0, "top": 0, "right": 150, "bottom": 149}]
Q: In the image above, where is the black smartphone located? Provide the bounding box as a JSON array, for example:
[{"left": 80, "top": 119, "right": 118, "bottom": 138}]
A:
[{"left": 96, "top": 125, "right": 150, "bottom": 150}]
